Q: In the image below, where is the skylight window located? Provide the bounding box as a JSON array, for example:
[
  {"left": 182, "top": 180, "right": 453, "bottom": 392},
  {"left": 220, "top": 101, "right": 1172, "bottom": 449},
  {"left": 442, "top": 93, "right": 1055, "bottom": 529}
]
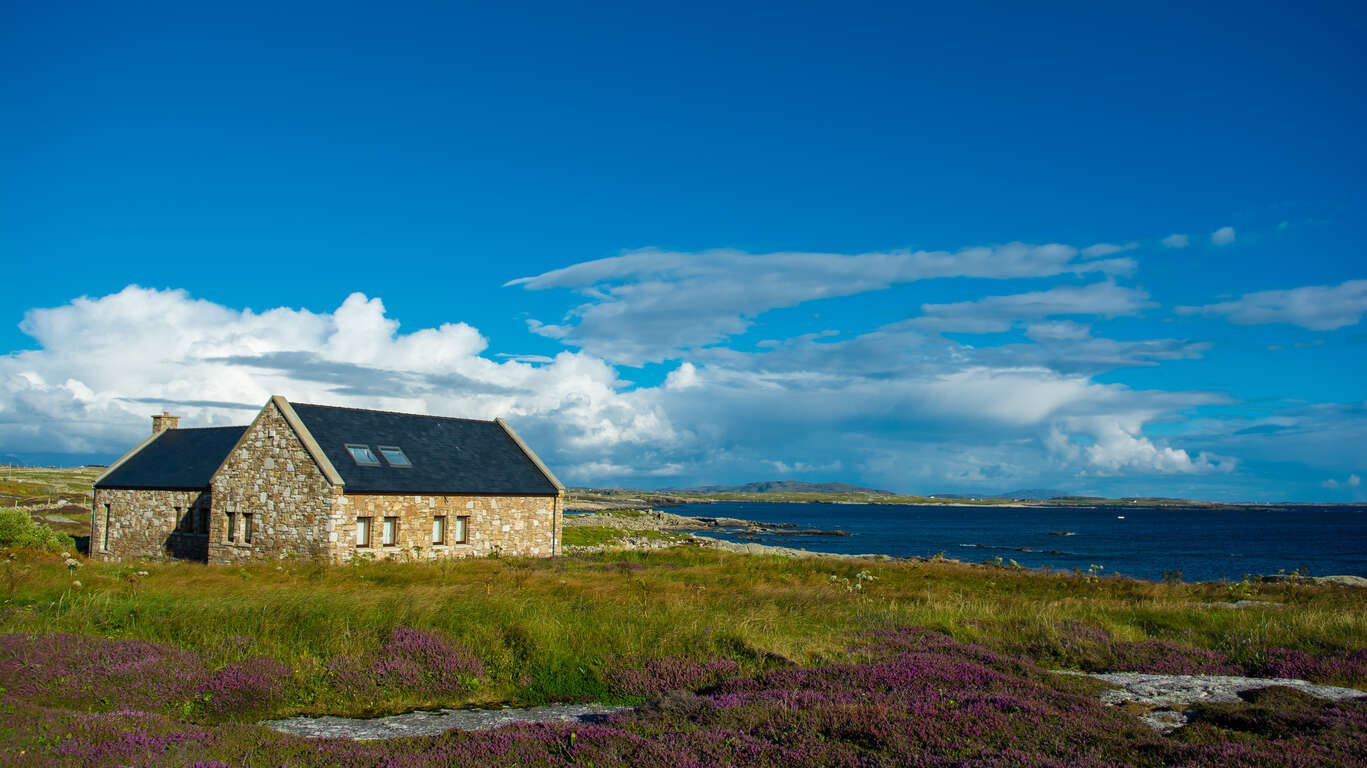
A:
[
  {"left": 378, "top": 446, "right": 411, "bottom": 467},
  {"left": 346, "top": 444, "right": 381, "bottom": 466}
]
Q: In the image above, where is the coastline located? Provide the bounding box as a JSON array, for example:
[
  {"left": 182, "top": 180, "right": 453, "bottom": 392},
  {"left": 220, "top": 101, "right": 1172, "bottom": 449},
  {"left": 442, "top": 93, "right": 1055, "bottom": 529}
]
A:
[{"left": 563, "top": 508, "right": 1367, "bottom": 586}]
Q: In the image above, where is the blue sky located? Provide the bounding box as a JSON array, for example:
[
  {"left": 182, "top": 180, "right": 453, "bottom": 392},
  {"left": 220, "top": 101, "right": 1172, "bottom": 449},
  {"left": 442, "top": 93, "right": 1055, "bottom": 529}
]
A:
[{"left": 2, "top": 0, "right": 1364, "bottom": 500}]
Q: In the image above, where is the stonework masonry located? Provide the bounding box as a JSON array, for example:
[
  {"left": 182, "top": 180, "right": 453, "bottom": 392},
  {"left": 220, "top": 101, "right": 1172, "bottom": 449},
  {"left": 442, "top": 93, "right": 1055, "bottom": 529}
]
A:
[
  {"left": 91, "top": 487, "right": 210, "bottom": 562},
  {"left": 341, "top": 493, "right": 562, "bottom": 561},
  {"left": 209, "top": 400, "right": 338, "bottom": 563}
]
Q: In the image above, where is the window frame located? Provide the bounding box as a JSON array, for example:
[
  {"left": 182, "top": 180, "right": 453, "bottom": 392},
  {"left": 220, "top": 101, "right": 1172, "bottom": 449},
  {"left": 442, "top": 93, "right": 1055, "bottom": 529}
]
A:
[
  {"left": 243, "top": 513, "right": 254, "bottom": 544},
  {"left": 356, "top": 516, "right": 373, "bottom": 548},
  {"left": 226, "top": 512, "right": 236, "bottom": 543},
  {"left": 382, "top": 516, "right": 398, "bottom": 547},
  {"left": 432, "top": 515, "right": 446, "bottom": 545},
  {"left": 376, "top": 445, "right": 412, "bottom": 467},
  {"left": 102, "top": 503, "right": 111, "bottom": 551},
  {"left": 344, "top": 443, "right": 382, "bottom": 466},
  {"left": 453, "top": 515, "right": 469, "bottom": 544}
]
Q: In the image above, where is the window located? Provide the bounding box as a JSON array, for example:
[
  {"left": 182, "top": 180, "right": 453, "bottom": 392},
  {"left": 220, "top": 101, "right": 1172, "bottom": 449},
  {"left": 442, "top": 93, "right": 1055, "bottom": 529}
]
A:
[
  {"left": 102, "top": 504, "right": 111, "bottom": 551},
  {"left": 197, "top": 507, "right": 209, "bottom": 535},
  {"left": 226, "top": 513, "right": 236, "bottom": 542},
  {"left": 454, "top": 515, "right": 469, "bottom": 544},
  {"left": 243, "top": 514, "right": 254, "bottom": 544},
  {"left": 382, "top": 517, "right": 398, "bottom": 546},
  {"left": 356, "top": 517, "right": 372, "bottom": 547},
  {"left": 433, "top": 515, "right": 446, "bottom": 545},
  {"left": 377, "top": 446, "right": 411, "bottom": 467},
  {"left": 345, "top": 444, "right": 381, "bottom": 466},
  {"left": 174, "top": 506, "right": 183, "bottom": 531}
]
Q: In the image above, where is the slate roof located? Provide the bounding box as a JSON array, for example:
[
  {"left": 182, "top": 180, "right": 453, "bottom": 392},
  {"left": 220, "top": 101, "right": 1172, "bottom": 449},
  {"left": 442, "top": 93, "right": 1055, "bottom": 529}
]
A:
[
  {"left": 96, "top": 426, "right": 247, "bottom": 490},
  {"left": 289, "top": 402, "right": 560, "bottom": 495}
]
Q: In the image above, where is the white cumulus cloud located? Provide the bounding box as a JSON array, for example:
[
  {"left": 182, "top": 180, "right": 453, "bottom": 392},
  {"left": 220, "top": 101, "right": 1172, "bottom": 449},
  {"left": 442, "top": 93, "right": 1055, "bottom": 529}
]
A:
[
  {"left": 506, "top": 243, "right": 1136, "bottom": 365},
  {"left": 1211, "top": 226, "right": 1236, "bottom": 246},
  {"left": 1161, "top": 234, "right": 1190, "bottom": 248},
  {"left": 1175, "top": 279, "right": 1367, "bottom": 330}
]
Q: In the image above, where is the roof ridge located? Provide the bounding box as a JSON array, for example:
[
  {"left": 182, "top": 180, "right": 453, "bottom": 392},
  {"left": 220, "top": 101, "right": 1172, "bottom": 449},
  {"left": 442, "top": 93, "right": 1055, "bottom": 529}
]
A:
[
  {"left": 289, "top": 401, "right": 497, "bottom": 425},
  {"left": 167, "top": 425, "right": 249, "bottom": 432}
]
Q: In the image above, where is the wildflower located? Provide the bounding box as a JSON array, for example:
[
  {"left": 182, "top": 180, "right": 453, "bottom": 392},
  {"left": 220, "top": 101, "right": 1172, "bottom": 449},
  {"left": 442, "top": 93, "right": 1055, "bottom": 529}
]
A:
[
  {"left": 71, "top": 580, "right": 82, "bottom": 588},
  {"left": 60, "top": 551, "right": 71, "bottom": 559},
  {"left": 136, "top": 570, "right": 149, "bottom": 577},
  {"left": 65, "top": 557, "right": 80, "bottom": 572}
]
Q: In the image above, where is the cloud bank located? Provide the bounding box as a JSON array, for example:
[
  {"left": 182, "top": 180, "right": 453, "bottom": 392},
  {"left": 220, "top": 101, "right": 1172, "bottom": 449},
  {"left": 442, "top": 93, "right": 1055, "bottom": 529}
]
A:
[{"left": 3, "top": 270, "right": 1235, "bottom": 491}]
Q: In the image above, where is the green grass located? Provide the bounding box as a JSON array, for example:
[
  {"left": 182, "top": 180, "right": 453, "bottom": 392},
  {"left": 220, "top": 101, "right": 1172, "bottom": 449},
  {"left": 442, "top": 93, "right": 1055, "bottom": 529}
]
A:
[
  {"left": 1, "top": 545, "right": 1364, "bottom": 719},
  {"left": 561, "top": 525, "right": 684, "bottom": 547}
]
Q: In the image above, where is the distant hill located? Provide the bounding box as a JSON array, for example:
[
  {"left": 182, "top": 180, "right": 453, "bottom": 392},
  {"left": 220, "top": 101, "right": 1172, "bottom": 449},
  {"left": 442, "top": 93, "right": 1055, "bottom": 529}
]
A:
[
  {"left": 928, "top": 489, "right": 1071, "bottom": 500},
  {"left": 993, "top": 488, "right": 1071, "bottom": 500},
  {"left": 660, "top": 481, "right": 896, "bottom": 495}
]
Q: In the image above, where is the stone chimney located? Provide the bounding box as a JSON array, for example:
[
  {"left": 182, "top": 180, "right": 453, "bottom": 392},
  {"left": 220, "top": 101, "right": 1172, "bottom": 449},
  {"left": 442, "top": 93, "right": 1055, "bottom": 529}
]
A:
[{"left": 151, "top": 411, "right": 179, "bottom": 434}]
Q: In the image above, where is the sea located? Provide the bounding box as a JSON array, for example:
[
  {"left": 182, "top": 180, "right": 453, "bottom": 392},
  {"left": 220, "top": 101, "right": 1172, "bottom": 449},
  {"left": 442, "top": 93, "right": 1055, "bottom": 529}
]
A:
[{"left": 668, "top": 501, "right": 1367, "bottom": 583}]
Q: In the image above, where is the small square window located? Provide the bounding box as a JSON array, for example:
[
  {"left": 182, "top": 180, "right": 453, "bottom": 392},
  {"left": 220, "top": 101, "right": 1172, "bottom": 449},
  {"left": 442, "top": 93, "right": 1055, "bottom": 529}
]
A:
[
  {"left": 345, "top": 444, "right": 381, "bottom": 466},
  {"left": 356, "top": 517, "right": 372, "bottom": 547},
  {"left": 377, "top": 446, "right": 411, "bottom": 467}
]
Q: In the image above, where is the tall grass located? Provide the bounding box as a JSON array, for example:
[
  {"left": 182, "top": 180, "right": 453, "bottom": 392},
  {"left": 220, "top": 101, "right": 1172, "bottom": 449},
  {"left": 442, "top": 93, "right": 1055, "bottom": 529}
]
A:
[{"left": 2, "top": 547, "right": 1364, "bottom": 718}]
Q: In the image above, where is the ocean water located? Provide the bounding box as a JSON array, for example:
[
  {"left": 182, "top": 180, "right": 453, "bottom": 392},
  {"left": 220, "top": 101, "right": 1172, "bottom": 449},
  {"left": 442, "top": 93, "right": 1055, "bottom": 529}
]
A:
[{"left": 669, "top": 501, "right": 1367, "bottom": 582}]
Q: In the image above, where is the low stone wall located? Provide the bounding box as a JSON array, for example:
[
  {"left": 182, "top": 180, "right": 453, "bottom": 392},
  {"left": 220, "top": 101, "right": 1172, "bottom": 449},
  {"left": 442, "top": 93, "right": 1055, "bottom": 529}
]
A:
[
  {"left": 339, "top": 493, "right": 560, "bottom": 561},
  {"left": 90, "top": 488, "right": 211, "bottom": 562}
]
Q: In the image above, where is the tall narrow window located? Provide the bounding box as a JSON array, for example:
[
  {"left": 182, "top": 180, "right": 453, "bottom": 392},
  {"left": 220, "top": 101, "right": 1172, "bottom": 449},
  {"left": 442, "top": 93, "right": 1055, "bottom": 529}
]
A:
[
  {"left": 226, "top": 513, "right": 236, "bottom": 543},
  {"left": 454, "top": 516, "right": 469, "bottom": 544},
  {"left": 382, "top": 517, "right": 398, "bottom": 546},
  {"left": 356, "top": 517, "right": 372, "bottom": 547},
  {"left": 433, "top": 515, "right": 446, "bottom": 545},
  {"left": 197, "top": 507, "right": 209, "bottom": 535},
  {"left": 243, "top": 514, "right": 254, "bottom": 544},
  {"left": 102, "top": 504, "right": 111, "bottom": 551}
]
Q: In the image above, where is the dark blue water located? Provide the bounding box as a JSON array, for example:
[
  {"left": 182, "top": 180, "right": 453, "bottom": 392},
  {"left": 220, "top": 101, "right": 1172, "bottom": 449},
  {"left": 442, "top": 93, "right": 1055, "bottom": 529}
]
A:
[{"left": 671, "top": 502, "right": 1367, "bottom": 582}]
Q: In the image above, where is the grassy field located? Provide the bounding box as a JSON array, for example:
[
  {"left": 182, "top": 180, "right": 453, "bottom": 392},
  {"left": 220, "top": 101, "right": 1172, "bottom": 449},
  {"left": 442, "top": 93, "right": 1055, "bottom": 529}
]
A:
[
  {"left": 2, "top": 467, "right": 1364, "bottom": 765},
  {"left": 4, "top": 545, "right": 1365, "bottom": 716},
  {"left": 1, "top": 541, "right": 1365, "bottom": 766}
]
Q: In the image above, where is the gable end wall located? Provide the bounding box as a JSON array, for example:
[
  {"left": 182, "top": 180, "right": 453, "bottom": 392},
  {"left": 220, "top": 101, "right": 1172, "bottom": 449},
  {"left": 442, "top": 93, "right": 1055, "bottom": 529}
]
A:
[{"left": 209, "top": 399, "right": 341, "bottom": 563}]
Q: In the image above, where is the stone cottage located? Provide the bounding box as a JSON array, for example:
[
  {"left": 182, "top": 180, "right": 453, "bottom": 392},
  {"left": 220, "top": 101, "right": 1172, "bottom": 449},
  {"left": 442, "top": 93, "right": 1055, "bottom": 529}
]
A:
[{"left": 92, "top": 397, "right": 565, "bottom": 564}]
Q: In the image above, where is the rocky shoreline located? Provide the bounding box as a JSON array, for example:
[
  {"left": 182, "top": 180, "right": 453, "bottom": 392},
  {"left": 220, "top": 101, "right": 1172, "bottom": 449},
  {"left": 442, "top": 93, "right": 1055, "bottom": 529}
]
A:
[{"left": 563, "top": 510, "right": 884, "bottom": 560}]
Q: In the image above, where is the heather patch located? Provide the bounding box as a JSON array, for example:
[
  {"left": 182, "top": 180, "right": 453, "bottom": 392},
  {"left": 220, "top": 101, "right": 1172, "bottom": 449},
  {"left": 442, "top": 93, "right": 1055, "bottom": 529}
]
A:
[
  {"left": 605, "top": 655, "right": 741, "bottom": 696},
  {"left": 3, "top": 627, "right": 1366, "bottom": 767},
  {"left": 0, "top": 634, "right": 291, "bottom": 720},
  {"left": 326, "top": 625, "right": 484, "bottom": 702}
]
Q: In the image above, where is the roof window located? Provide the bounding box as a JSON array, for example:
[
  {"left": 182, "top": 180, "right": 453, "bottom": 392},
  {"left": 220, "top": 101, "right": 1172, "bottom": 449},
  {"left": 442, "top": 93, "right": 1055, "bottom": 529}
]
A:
[
  {"left": 377, "top": 446, "right": 411, "bottom": 467},
  {"left": 345, "top": 444, "right": 381, "bottom": 466}
]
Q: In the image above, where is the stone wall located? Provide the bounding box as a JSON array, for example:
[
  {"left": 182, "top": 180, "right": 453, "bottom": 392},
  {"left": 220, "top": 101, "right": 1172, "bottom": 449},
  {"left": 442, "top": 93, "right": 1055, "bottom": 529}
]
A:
[
  {"left": 90, "top": 488, "right": 211, "bottom": 562},
  {"left": 339, "top": 492, "right": 561, "bottom": 561},
  {"left": 209, "top": 400, "right": 339, "bottom": 563}
]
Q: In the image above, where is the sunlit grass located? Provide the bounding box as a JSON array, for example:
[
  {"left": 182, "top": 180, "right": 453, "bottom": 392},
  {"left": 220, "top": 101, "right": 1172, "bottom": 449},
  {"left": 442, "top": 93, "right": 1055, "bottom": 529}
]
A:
[{"left": 3, "top": 545, "right": 1363, "bottom": 718}]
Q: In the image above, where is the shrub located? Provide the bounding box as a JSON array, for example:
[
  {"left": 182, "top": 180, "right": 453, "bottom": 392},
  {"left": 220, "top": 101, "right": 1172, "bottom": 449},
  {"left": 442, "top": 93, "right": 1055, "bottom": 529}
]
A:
[{"left": 0, "top": 507, "right": 76, "bottom": 552}]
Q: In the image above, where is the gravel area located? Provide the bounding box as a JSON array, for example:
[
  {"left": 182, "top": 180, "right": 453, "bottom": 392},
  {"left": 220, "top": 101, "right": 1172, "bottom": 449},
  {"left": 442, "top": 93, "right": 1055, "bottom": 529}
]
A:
[{"left": 262, "top": 704, "right": 629, "bottom": 741}]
